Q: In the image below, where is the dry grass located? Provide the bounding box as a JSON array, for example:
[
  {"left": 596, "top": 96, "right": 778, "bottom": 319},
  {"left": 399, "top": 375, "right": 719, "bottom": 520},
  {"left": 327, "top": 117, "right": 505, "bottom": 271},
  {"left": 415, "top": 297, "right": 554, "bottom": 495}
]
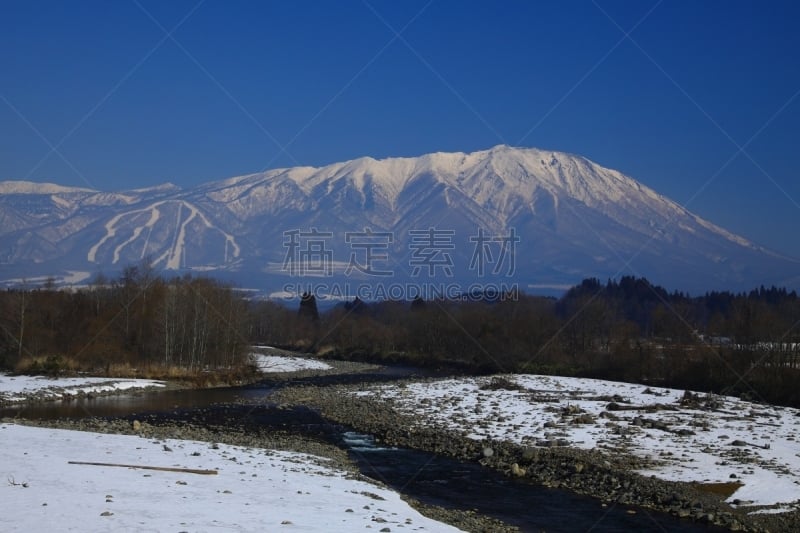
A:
[
  {"left": 107, "top": 364, "right": 256, "bottom": 385},
  {"left": 316, "top": 344, "right": 336, "bottom": 357},
  {"left": 104, "top": 362, "right": 137, "bottom": 377},
  {"left": 12, "top": 356, "right": 255, "bottom": 387},
  {"left": 14, "top": 354, "right": 80, "bottom": 375},
  {"left": 103, "top": 363, "right": 198, "bottom": 379}
]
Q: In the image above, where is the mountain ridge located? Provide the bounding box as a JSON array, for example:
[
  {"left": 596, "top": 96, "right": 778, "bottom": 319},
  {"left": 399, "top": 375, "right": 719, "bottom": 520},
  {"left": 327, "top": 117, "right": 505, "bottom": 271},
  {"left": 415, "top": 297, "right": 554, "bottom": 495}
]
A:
[{"left": 0, "top": 145, "right": 796, "bottom": 294}]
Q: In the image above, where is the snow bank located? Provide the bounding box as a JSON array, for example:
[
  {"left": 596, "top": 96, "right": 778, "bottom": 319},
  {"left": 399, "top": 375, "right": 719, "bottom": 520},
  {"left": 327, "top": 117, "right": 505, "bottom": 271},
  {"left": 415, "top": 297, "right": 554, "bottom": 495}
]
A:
[
  {"left": 354, "top": 375, "right": 800, "bottom": 511},
  {"left": 0, "top": 374, "right": 165, "bottom": 404},
  {"left": 0, "top": 423, "right": 460, "bottom": 531}
]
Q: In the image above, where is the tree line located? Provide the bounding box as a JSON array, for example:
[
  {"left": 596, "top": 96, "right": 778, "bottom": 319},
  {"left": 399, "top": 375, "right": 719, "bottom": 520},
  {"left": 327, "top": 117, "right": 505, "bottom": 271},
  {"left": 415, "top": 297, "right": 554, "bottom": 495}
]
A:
[
  {"left": 3, "top": 268, "right": 799, "bottom": 406},
  {"left": 0, "top": 264, "right": 249, "bottom": 377},
  {"left": 251, "top": 276, "right": 800, "bottom": 406}
]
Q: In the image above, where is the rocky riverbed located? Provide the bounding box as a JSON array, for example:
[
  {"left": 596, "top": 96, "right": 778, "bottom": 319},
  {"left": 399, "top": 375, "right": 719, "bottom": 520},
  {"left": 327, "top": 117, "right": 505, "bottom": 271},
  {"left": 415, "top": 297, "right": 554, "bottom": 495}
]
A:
[
  {"left": 5, "top": 359, "right": 800, "bottom": 532},
  {"left": 0, "top": 357, "right": 382, "bottom": 408},
  {"left": 269, "top": 381, "right": 800, "bottom": 533},
  {"left": 3, "top": 414, "right": 516, "bottom": 532}
]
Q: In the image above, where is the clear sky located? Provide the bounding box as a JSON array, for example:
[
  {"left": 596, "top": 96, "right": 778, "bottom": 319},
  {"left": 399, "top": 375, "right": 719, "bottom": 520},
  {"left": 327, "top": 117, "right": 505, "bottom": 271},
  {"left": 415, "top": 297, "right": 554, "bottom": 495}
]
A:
[{"left": 1, "top": 0, "right": 798, "bottom": 258}]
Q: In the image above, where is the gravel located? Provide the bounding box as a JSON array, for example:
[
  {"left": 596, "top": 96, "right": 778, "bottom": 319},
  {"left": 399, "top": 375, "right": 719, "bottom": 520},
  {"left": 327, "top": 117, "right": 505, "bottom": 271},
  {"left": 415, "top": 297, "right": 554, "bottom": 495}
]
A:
[
  {"left": 269, "top": 380, "right": 800, "bottom": 533},
  {"left": 3, "top": 413, "right": 517, "bottom": 532},
  {"left": 7, "top": 363, "right": 800, "bottom": 532}
]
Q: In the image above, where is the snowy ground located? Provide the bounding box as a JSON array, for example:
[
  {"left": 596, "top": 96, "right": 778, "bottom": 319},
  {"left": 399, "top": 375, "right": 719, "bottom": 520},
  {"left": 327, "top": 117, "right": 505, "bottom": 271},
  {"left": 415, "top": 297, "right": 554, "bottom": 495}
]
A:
[
  {"left": 7, "top": 360, "right": 797, "bottom": 524},
  {"left": 0, "top": 423, "right": 460, "bottom": 532},
  {"left": 0, "top": 374, "right": 165, "bottom": 404},
  {"left": 1, "top": 358, "right": 460, "bottom": 531},
  {"left": 353, "top": 375, "right": 800, "bottom": 514},
  {"left": 0, "top": 349, "right": 330, "bottom": 406},
  {"left": 251, "top": 347, "right": 333, "bottom": 373}
]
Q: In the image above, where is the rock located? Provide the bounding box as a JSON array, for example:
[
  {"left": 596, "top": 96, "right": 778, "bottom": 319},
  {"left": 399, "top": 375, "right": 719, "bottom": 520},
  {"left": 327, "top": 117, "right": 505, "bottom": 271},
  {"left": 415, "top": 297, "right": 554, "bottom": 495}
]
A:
[
  {"left": 22, "top": 377, "right": 776, "bottom": 533},
  {"left": 132, "top": 420, "right": 141, "bottom": 431},
  {"left": 521, "top": 447, "right": 538, "bottom": 461}
]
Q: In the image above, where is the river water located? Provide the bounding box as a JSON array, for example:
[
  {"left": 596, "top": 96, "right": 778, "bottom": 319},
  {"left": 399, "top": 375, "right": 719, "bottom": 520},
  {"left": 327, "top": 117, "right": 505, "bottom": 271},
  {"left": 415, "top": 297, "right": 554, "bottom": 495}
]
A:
[{"left": 2, "top": 369, "right": 727, "bottom": 532}]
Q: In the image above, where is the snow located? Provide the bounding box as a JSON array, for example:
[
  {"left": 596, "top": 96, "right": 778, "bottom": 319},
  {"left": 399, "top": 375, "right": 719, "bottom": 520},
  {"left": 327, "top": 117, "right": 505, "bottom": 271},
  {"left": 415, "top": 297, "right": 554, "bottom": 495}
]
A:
[
  {"left": 0, "top": 351, "right": 332, "bottom": 405},
  {"left": 0, "top": 374, "right": 165, "bottom": 404},
  {"left": 62, "top": 270, "right": 91, "bottom": 285},
  {"left": 126, "top": 182, "right": 181, "bottom": 194},
  {"left": 6, "top": 145, "right": 790, "bottom": 293},
  {"left": 0, "top": 423, "right": 461, "bottom": 532},
  {"left": 0, "top": 366, "right": 457, "bottom": 530},
  {"left": 4, "top": 365, "right": 799, "bottom": 523},
  {"left": 0, "top": 180, "right": 95, "bottom": 194},
  {"left": 275, "top": 145, "right": 644, "bottom": 211},
  {"left": 251, "top": 351, "right": 332, "bottom": 373},
  {"left": 87, "top": 199, "right": 240, "bottom": 267},
  {"left": 352, "top": 375, "right": 800, "bottom": 512},
  {"left": 220, "top": 144, "right": 749, "bottom": 256},
  {"left": 0, "top": 351, "right": 334, "bottom": 403}
]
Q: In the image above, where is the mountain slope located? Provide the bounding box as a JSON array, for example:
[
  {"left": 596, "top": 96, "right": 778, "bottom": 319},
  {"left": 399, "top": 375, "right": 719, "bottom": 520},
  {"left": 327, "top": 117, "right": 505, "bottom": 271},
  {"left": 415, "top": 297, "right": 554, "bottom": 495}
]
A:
[{"left": 0, "top": 146, "right": 795, "bottom": 293}]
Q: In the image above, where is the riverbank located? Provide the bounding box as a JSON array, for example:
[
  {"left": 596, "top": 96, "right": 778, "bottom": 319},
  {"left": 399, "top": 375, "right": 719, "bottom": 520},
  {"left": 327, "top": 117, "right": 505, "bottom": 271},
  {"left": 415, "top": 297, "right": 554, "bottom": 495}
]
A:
[
  {"left": 0, "top": 351, "right": 383, "bottom": 408},
  {"left": 6, "top": 357, "right": 799, "bottom": 531},
  {"left": 251, "top": 347, "right": 387, "bottom": 379},
  {"left": 269, "top": 378, "right": 800, "bottom": 533},
  {"left": 1, "top": 420, "right": 492, "bottom": 532},
  {"left": 3, "top": 416, "right": 516, "bottom": 532},
  {"left": 0, "top": 355, "right": 518, "bottom": 532},
  {"left": 0, "top": 373, "right": 167, "bottom": 407}
]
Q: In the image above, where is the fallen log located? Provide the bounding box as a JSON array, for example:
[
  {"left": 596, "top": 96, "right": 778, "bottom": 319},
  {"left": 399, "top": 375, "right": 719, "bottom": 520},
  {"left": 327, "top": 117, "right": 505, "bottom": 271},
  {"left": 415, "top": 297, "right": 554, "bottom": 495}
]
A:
[{"left": 68, "top": 461, "right": 217, "bottom": 475}]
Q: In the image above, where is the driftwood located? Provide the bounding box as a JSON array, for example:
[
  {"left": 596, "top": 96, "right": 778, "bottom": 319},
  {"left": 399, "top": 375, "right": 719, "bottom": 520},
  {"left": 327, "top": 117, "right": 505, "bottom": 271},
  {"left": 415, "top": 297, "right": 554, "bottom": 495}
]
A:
[{"left": 68, "top": 461, "right": 217, "bottom": 475}]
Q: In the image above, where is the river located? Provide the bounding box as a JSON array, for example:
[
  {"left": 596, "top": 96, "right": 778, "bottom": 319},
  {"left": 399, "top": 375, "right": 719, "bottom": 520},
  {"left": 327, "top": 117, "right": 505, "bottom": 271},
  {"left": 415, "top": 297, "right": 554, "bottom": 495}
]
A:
[{"left": 1, "top": 368, "right": 728, "bottom": 532}]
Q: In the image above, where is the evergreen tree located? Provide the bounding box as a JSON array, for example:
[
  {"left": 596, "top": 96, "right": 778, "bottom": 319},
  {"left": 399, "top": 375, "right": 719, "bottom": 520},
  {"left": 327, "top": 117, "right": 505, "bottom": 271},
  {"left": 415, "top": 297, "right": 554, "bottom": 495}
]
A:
[{"left": 298, "top": 292, "right": 319, "bottom": 322}]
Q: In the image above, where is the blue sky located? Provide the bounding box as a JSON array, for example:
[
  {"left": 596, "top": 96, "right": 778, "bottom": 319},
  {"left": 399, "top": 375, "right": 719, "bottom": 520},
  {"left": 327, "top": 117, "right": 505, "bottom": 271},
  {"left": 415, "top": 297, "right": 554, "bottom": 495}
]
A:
[{"left": 1, "top": 0, "right": 799, "bottom": 257}]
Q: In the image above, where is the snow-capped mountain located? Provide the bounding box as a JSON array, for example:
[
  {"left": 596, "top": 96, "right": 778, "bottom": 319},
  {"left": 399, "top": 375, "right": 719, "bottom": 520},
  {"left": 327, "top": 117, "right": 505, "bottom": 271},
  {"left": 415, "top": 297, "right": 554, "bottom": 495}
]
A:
[{"left": 0, "top": 146, "right": 796, "bottom": 294}]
